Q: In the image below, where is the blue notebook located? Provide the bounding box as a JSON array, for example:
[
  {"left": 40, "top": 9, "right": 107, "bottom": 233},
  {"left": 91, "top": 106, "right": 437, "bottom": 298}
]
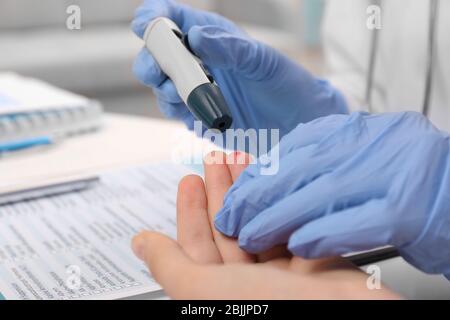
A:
[{"left": 0, "top": 73, "right": 103, "bottom": 144}]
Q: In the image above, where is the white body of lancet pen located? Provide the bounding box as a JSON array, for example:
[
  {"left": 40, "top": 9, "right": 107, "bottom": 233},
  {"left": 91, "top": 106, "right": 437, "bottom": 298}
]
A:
[{"left": 143, "top": 17, "right": 232, "bottom": 131}]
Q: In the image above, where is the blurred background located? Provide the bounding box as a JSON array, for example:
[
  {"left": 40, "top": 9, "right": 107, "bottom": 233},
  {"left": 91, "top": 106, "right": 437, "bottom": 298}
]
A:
[{"left": 0, "top": 0, "right": 325, "bottom": 118}]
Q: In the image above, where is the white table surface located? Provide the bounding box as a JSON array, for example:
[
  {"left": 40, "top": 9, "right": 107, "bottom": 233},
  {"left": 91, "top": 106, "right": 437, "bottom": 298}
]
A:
[
  {"left": 1, "top": 113, "right": 448, "bottom": 299},
  {"left": 0, "top": 114, "right": 190, "bottom": 189}
]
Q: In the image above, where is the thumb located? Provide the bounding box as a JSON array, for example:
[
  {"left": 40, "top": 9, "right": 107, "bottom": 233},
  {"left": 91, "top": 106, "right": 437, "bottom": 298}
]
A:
[
  {"left": 187, "top": 25, "right": 271, "bottom": 80},
  {"left": 131, "top": 231, "right": 257, "bottom": 299},
  {"left": 132, "top": 231, "right": 199, "bottom": 297}
]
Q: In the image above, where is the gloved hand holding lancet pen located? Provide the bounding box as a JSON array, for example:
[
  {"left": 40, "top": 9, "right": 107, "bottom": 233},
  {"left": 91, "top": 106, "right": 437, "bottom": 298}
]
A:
[
  {"left": 143, "top": 17, "right": 233, "bottom": 132},
  {"left": 132, "top": 0, "right": 348, "bottom": 137}
]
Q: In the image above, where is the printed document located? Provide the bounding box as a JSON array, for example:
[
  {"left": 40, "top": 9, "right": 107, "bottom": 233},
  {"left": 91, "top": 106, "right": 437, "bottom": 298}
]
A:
[{"left": 0, "top": 164, "right": 193, "bottom": 300}]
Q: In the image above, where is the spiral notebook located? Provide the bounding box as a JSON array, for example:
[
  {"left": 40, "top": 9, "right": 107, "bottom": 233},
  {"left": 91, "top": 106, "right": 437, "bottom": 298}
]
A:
[{"left": 0, "top": 73, "right": 103, "bottom": 144}]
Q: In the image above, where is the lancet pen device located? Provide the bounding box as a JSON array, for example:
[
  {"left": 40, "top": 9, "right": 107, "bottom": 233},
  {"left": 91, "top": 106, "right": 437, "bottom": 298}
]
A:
[{"left": 144, "top": 17, "right": 233, "bottom": 132}]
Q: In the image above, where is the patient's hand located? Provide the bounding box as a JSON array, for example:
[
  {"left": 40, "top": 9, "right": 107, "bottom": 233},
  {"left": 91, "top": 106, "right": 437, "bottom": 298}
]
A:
[{"left": 132, "top": 152, "right": 400, "bottom": 299}]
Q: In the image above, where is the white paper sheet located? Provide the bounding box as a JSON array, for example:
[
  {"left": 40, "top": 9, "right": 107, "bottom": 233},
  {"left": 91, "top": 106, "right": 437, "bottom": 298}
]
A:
[{"left": 0, "top": 164, "right": 193, "bottom": 300}]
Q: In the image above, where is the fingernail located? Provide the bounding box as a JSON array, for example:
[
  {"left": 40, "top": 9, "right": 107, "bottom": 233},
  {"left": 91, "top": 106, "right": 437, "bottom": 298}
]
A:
[{"left": 131, "top": 235, "right": 146, "bottom": 261}]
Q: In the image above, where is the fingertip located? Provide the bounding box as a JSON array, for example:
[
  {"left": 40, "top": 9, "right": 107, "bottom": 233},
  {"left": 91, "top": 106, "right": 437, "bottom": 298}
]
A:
[
  {"left": 229, "top": 151, "right": 253, "bottom": 165},
  {"left": 131, "top": 18, "right": 146, "bottom": 38},
  {"left": 186, "top": 25, "right": 204, "bottom": 53},
  {"left": 238, "top": 219, "right": 281, "bottom": 255},
  {"left": 237, "top": 225, "right": 259, "bottom": 252},
  {"left": 177, "top": 174, "right": 207, "bottom": 211},
  {"left": 131, "top": 231, "right": 158, "bottom": 261},
  {"left": 287, "top": 228, "right": 330, "bottom": 259},
  {"left": 237, "top": 235, "right": 262, "bottom": 255},
  {"left": 203, "top": 151, "right": 232, "bottom": 197},
  {"left": 132, "top": 231, "right": 201, "bottom": 295},
  {"left": 213, "top": 189, "right": 253, "bottom": 238},
  {"left": 288, "top": 223, "right": 318, "bottom": 245},
  {"left": 178, "top": 174, "right": 204, "bottom": 194},
  {"left": 132, "top": 0, "right": 173, "bottom": 37},
  {"left": 287, "top": 238, "right": 309, "bottom": 258},
  {"left": 131, "top": 233, "right": 143, "bottom": 259},
  {"left": 203, "top": 150, "right": 227, "bottom": 166}
]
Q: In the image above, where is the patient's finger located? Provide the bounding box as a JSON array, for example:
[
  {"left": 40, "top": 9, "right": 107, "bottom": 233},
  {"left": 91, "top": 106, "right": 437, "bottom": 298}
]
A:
[
  {"left": 204, "top": 151, "right": 255, "bottom": 263},
  {"left": 132, "top": 232, "right": 399, "bottom": 300},
  {"left": 131, "top": 231, "right": 261, "bottom": 300},
  {"left": 226, "top": 152, "right": 252, "bottom": 181},
  {"left": 132, "top": 232, "right": 269, "bottom": 299},
  {"left": 177, "top": 175, "right": 222, "bottom": 264},
  {"left": 225, "top": 153, "right": 292, "bottom": 263}
]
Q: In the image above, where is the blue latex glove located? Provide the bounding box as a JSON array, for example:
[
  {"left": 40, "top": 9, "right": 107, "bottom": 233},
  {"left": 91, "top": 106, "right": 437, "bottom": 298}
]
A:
[
  {"left": 215, "top": 112, "right": 450, "bottom": 278},
  {"left": 132, "top": 0, "right": 348, "bottom": 137}
]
